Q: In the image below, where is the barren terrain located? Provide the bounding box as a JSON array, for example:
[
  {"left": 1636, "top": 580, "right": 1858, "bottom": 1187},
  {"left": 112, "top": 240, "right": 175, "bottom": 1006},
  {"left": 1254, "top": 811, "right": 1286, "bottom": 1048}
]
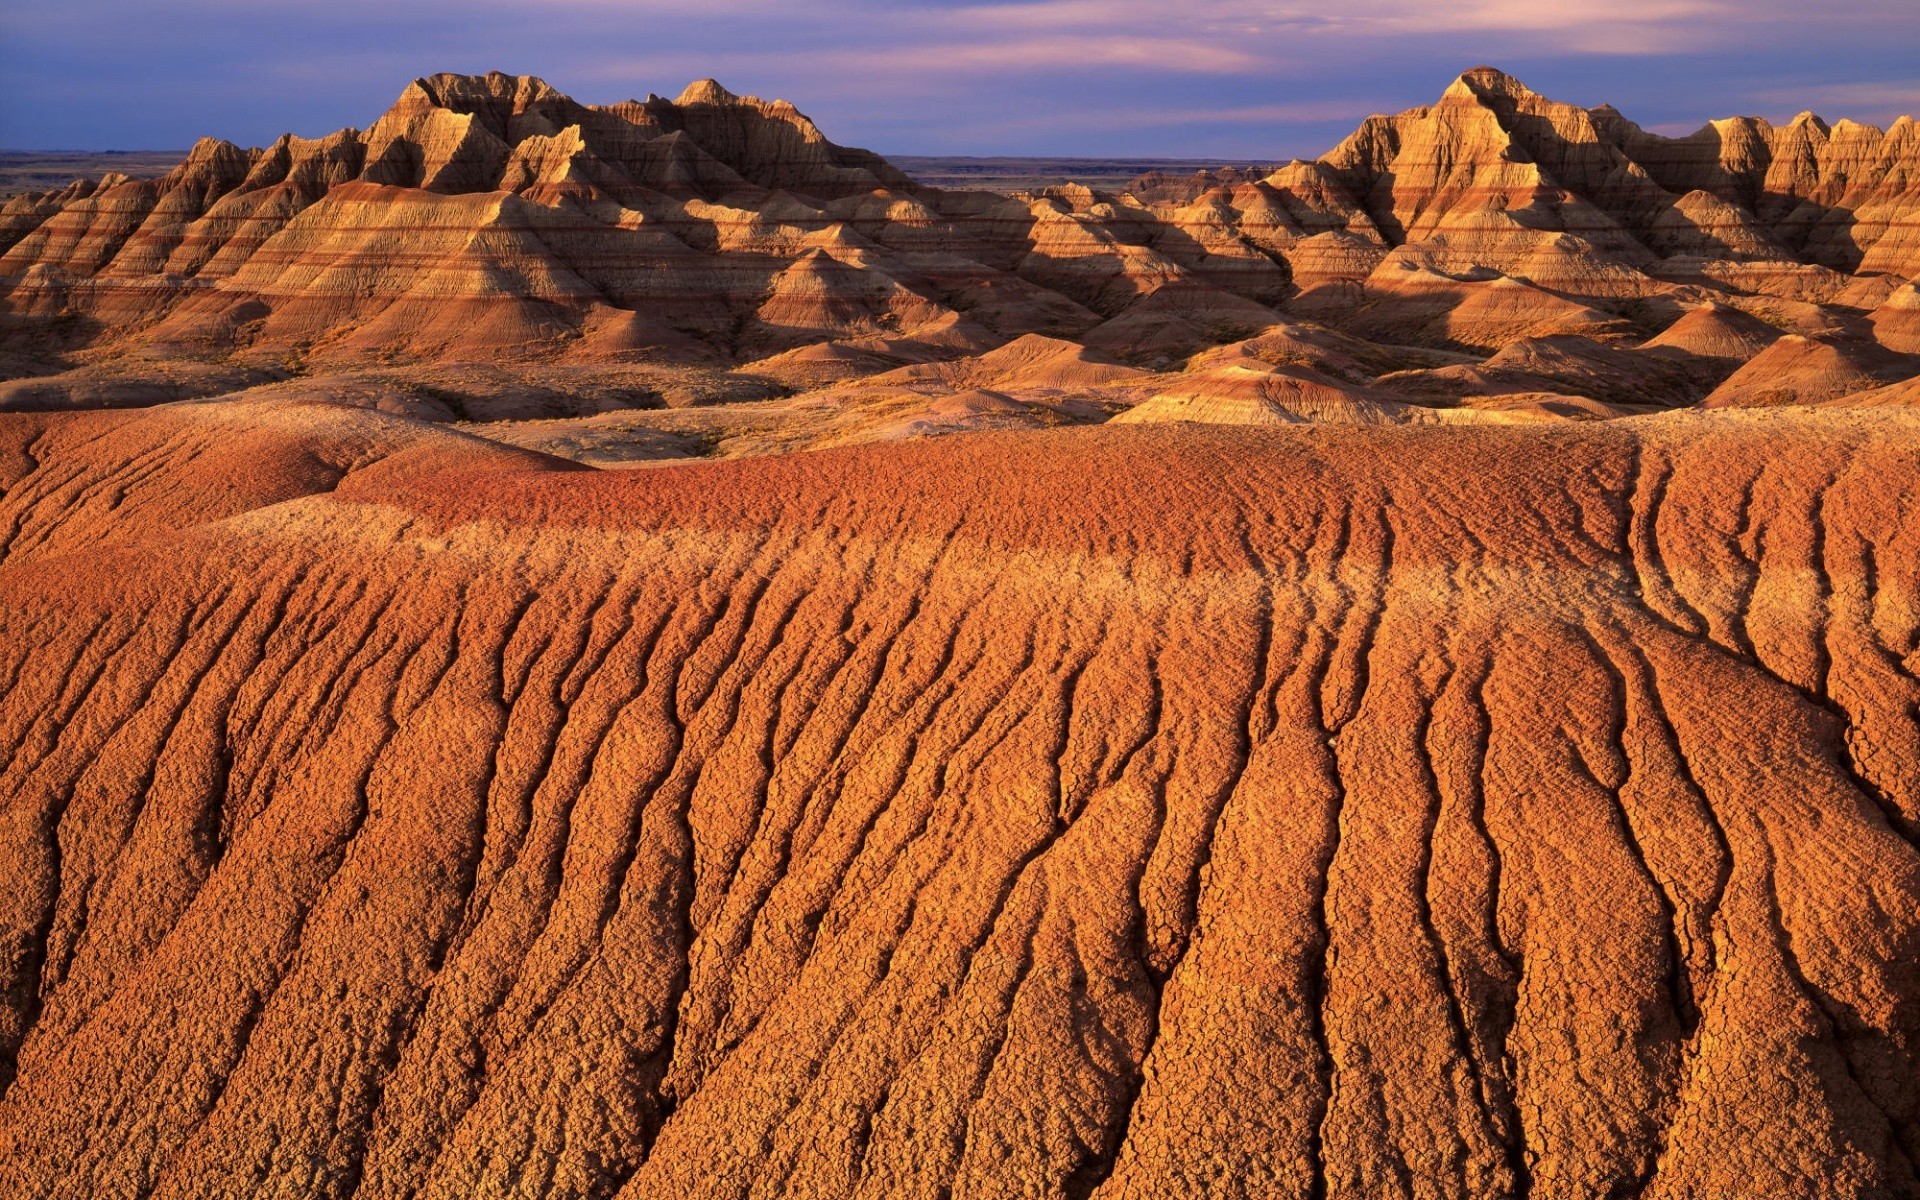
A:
[
  {"left": 1, "top": 402, "right": 1919, "bottom": 1198},
  {"left": 2, "top": 65, "right": 1920, "bottom": 1199}
]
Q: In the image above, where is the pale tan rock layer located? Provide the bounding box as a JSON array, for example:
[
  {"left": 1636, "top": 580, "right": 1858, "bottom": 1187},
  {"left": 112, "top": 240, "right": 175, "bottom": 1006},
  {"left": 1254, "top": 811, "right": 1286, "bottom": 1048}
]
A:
[{"left": 0, "top": 401, "right": 1918, "bottom": 1198}]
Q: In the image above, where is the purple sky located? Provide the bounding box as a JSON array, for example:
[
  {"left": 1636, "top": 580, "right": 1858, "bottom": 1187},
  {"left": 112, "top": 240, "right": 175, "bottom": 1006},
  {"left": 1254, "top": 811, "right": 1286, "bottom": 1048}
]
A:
[{"left": 4, "top": 1, "right": 1918, "bottom": 159}]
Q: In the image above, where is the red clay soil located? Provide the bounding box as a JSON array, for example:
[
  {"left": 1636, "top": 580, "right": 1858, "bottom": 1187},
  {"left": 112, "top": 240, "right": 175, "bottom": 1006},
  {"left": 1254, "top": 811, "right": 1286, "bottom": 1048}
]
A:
[{"left": 1, "top": 401, "right": 1918, "bottom": 1199}]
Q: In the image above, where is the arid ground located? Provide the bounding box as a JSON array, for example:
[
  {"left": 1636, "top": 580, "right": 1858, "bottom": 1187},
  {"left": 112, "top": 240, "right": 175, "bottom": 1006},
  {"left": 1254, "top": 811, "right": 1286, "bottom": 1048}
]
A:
[{"left": 1, "top": 67, "right": 1919, "bottom": 1199}]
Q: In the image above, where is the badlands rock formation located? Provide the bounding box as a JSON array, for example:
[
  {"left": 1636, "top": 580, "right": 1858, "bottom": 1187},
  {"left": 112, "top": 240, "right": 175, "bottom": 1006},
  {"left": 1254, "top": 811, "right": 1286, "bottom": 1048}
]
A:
[
  {"left": 0, "top": 72, "right": 1287, "bottom": 377},
  {"left": 3, "top": 69, "right": 1920, "bottom": 1199},
  {"left": 2, "top": 401, "right": 1920, "bottom": 1199},
  {"left": 1, "top": 66, "right": 1917, "bottom": 452},
  {"left": 1152, "top": 66, "right": 1920, "bottom": 283}
]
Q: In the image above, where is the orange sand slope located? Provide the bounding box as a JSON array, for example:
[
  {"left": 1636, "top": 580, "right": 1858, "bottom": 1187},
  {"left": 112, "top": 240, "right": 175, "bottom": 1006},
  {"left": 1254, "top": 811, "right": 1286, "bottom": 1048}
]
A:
[{"left": 1, "top": 401, "right": 1918, "bottom": 1198}]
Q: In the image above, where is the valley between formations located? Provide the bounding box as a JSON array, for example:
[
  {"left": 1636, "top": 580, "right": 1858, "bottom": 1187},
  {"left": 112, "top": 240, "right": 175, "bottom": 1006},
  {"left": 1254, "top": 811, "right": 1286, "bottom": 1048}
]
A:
[{"left": 1, "top": 67, "right": 1920, "bottom": 1200}]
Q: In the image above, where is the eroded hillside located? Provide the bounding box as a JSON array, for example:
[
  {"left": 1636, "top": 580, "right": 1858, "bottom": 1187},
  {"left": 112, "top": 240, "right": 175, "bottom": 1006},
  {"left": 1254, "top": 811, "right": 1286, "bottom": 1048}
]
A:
[{"left": 1, "top": 402, "right": 1917, "bottom": 1198}]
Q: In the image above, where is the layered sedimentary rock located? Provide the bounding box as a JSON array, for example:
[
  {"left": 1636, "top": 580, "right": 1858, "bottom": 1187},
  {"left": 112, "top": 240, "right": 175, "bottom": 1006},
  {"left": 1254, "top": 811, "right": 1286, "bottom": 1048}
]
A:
[
  {"left": 1703, "top": 334, "right": 1920, "bottom": 407},
  {"left": 2, "top": 401, "right": 1920, "bottom": 1198},
  {"left": 1143, "top": 67, "right": 1920, "bottom": 287},
  {"left": 5, "top": 66, "right": 1920, "bottom": 1200},
  {"left": 0, "top": 72, "right": 1286, "bottom": 368},
  {"left": 6, "top": 66, "right": 1918, "bottom": 399},
  {"left": 1870, "top": 282, "right": 1920, "bottom": 353},
  {"left": 1640, "top": 300, "right": 1783, "bottom": 361},
  {"left": 0, "top": 70, "right": 1918, "bottom": 467}
]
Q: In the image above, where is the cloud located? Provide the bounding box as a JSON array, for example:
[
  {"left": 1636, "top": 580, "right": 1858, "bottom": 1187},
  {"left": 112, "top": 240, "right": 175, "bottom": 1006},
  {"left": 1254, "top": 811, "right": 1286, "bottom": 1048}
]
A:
[
  {"left": 776, "top": 34, "right": 1262, "bottom": 77},
  {"left": 3, "top": 0, "right": 1918, "bottom": 155},
  {"left": 1746, "top": 80, "right": 1920, "bottom": 123},
  {"left": 947, "top": 97, "right": 1381, "bottom": 142}
]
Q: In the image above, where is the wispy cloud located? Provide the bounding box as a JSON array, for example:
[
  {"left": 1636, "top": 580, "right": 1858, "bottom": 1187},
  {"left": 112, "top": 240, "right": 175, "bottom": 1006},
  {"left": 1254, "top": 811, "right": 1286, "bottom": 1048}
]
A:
[
  {"left": 2, "top": 0, "right": 1917, "bottom": 155},
  {"left": 948, "top": 97, "right": 1383, "bottom": 140},
  {"left": 1745, "top": 80, "right": 1920, "bottom": 125},
  {"left": 789, "top": 34, "right": 1262, "bottom": 76}
]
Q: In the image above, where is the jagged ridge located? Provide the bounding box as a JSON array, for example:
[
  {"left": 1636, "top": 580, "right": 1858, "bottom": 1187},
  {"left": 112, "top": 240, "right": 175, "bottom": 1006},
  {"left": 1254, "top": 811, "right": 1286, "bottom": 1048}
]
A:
[{"left": 3, "top": 67, "right": 1917, "bottom": 380}]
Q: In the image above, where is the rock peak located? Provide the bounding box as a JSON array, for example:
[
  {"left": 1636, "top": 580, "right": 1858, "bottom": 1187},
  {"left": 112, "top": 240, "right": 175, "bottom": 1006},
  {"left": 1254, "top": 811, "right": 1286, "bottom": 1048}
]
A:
[
  {"left": 677, "top": 78, "right": 741, "bottom": 106},
  {"left": 1446, "top": 66, "right": 1538, "bottom": 103},
  {"left": 412, "top": 71, "right": 565, "bottom": 109}
]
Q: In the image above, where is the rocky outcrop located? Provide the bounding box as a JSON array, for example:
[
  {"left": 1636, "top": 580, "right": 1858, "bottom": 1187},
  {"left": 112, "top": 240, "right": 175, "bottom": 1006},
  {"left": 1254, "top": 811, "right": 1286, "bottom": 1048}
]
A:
[
  {"left": 1140, "top": 66, "right": 1920, "bottom": 289},
  {"left": 1869, "top": 282, "right": 1920, "bottom": 353},
  {"left": 1702, "top": 334, "right": 1920, "bottom": 407},
  {"left": 0, "top": 73, "right": 1295, "bottom": 367},
  {"left": 1640, "top": 300, "right": 1783, "bottom": 361},
  {"left": 1, "top": 68, "right": 1918, "bottom": 426}
]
